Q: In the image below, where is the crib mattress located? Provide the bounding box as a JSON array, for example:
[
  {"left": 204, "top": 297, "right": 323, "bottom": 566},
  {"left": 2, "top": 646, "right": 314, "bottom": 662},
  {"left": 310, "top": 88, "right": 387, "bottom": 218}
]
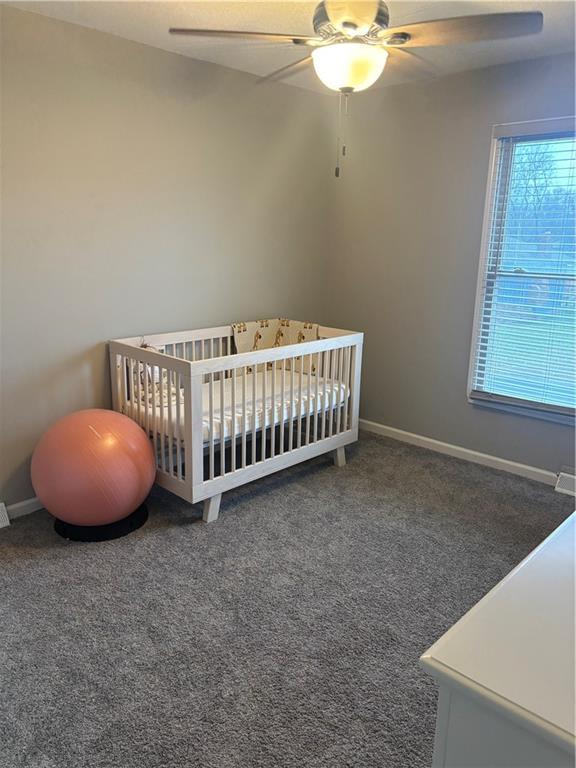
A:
[{"left": 151, "top": 369, "right": 348, "bottom": 444}]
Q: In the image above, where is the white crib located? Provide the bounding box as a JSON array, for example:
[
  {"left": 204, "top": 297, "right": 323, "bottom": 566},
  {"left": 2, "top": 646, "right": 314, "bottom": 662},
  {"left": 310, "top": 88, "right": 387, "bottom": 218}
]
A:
[{"left": 109, "top": 323, "right": 363, "bottom": 522}]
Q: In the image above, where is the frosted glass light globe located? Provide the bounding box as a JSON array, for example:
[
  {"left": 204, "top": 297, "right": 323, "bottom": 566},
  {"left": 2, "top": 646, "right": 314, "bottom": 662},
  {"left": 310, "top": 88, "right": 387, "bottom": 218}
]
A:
[{"left": 312, "top": 42, "right": 388, "bottom": 92}]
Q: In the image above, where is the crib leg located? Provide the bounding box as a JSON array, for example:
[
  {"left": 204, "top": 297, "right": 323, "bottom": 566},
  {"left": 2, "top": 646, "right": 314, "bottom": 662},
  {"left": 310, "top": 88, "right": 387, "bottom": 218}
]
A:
[
  {"left": 333, "top": 446, "right": 346, "bottom": 468},
  {"left": 202, "top": 494, "right": 222, "bottom": 523}
]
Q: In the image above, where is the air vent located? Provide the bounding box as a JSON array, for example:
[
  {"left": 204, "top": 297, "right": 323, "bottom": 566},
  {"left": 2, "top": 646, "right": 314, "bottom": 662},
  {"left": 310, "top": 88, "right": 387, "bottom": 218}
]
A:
[{"left": 555, "top": 473, "right": 576, "bottom": 497}]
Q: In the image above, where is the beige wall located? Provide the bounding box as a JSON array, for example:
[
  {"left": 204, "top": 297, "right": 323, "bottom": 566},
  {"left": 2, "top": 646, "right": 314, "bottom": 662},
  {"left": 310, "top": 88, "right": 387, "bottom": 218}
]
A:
[
  {"left": 0, "top": 7, "right": 332, "bottom": 503},
  {"left": 325, "top": 53, "right": 575, "bottom": 472},
  {"left": 1, "top": 7, "right": 574, "bottom": 506}
]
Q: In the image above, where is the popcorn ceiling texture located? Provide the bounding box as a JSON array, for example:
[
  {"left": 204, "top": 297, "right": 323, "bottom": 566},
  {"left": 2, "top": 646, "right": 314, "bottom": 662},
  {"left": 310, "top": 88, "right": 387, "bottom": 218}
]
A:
[{"left": 1, "top": 433, "right": 571, "bottom": 768}]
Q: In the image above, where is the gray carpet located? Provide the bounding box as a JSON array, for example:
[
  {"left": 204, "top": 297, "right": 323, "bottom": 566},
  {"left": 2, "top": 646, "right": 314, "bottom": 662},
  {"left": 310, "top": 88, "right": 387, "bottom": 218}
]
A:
[{"left": 1, "top": 433, "right": 572, "bottom": 768}]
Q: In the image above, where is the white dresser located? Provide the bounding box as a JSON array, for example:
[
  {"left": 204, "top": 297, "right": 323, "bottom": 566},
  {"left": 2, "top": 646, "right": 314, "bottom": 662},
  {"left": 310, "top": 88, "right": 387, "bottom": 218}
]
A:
[{"left": 421, "top": 513, "right": 575, "bottom": 768}]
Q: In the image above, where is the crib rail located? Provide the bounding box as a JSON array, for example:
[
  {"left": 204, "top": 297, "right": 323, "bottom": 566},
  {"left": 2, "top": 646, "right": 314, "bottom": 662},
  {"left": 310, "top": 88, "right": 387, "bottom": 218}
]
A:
[
  {"left": 109, "top": 326, "right": 363, "bottom": 509},
  {"left": 115, "top": 325, "right": 234, "bottom": 372}
]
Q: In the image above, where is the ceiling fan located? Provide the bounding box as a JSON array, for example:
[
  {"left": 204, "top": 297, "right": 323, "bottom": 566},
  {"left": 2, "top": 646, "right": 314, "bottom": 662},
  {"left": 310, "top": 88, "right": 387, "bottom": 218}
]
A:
[{"left": 169, "top": 1, "right": 544, "bottom": 93}]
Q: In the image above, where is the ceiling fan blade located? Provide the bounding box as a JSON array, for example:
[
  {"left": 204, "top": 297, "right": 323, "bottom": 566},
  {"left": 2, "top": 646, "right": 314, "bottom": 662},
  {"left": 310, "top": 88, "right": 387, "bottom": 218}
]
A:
[
  {"left": 382, "top": 12, "right": 543, "bottom": 48},
  {"left": 169, "top": 28, "right": 314, "bottom": 44},
  {"left": 258, "top": 56, "right": 313, "bottom": 84},
  {"left": 385, "top": 47, "right": 438, "bottom": 80}
]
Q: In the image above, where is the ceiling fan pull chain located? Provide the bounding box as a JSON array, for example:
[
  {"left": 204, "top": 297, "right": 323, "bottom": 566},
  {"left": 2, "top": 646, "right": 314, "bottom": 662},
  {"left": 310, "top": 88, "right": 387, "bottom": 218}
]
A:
[
  {"left": 342, "top": 92, "right": 349, "bottom": 159},
  {"left": 335, "top": 91, "right": 343, "bottom": 178}
]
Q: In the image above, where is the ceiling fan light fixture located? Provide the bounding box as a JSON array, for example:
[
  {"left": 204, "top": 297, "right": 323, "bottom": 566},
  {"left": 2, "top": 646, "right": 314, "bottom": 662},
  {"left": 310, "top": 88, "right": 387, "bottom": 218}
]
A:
[{"left": 311, "top": 42, "right": 388, "bottom": 92}]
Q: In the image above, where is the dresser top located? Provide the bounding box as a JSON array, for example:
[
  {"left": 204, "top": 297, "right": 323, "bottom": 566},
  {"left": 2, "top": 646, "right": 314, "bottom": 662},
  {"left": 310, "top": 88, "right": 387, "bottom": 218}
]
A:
[{"left": 421, "top": 513, "right": 575, "bottom": 745}]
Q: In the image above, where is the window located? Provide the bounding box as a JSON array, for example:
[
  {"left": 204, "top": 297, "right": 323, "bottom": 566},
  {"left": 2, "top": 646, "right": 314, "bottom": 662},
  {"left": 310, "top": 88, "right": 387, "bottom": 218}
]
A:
[{"left": 469, "top": 117, "right": 576, "bottom": 422}]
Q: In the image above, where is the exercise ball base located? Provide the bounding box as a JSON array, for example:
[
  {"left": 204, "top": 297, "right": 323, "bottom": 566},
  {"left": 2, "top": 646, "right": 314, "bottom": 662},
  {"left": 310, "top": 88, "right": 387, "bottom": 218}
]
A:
[{"left": 54, "top": 505, "right": 148, "bottom": 542}]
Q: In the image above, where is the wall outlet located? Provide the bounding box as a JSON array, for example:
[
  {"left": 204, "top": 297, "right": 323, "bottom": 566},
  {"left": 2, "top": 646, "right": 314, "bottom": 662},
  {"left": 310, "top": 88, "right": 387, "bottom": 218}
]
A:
[{"left": 0, "top": 502, "right": 10, "bottom": 529}]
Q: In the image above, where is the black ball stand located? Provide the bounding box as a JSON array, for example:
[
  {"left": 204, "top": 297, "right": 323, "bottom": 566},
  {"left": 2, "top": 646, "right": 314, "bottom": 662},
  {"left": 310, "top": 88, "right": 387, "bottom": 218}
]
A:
[{"left": 53, "top": 504, "right": 148, "bottom": 542}]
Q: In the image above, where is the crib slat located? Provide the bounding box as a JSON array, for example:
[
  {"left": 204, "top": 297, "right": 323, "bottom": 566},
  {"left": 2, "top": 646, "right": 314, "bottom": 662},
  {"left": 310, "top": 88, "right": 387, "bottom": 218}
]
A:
[
  {"left": 321, "top": 351, "right": 328, "bottom": 441},
  {"left": 252, "top": 364, "right": 257, "bottom": 466},
  {"left": 328, "top": 349, "right": 337, "bottom": 437},
  {"left": 270, "top": 361, "right": 276, "bottom": 458},
  {"left": 132, "top": 359, "right": 139, "bottom": 422},
  {"left": 297, "top": 356, "right": 303, "bottom": 449},
  {"left": 209, "top": 372, "right": 215, "bottom": 480},
  {"left": 328, "top": 349, "right": 335, "bottom": 438},
  {"left": 130, "top": 358, "right": 136, "bottom": 420},
  {"left": 119, "top": 356, "right": 128, "bottom": 417},
  {"left": 289, "top": 359, "right": 295, "bottom": 450},
  {"left": 165, "top": 366, "right": 173, "bottom": 474},
  {"left": 143, "top": 360, "right": 150, "bottom": 438},
  {"left": 127, "top": 358, "right": 134, "bottom": 420},
  {"left": 337, "top": 347, "right": 344, "bottom": 434},
  {"left": 220, "top": 367, "right": 226, "bottom": 477},
  {"left": 305, "top": 354, "right": 312, "bottom": 446},
  {"left": 159, "top": 366, "right": 166, "bottom": 472},
  {"left": 136, "top": 360, "right": 143, "bottom": 425},
  {"left": 280, "top": 358, "right": 285, "bottom": 454},
  {"left": 241, "top": 367, "right": 247, "bottom": 469},
  {"left": 139, "top": 360, "right": 145, "bottom": 424},
  {"left": 310, "top": 352, "right": 320, "bottom": 442},
  {"left": 338, "top": 348, "right": 343, "bottom": 432},
  {"left": 341, "top": 347, "right": 349, "bottom": 432},
  {"left": 151, "top": 364, "right": 158, "bottom": 466},
  {"left": 166, "top": 369, "right": 174, "bottom": 475},
  {"left": 164, "top": 368, "right": 170, "bottom": 471},
  {"left": 175, "top": 372, "right": 183, "bottom": 481},
  {"left": 341, "top": 347, "right": 346, "bottom": 431},
  {"left": 262, "top": 361, "right": 267, "bottom": 461},
  {"left": 331, "top": 349, "right": 337, "bottom": 435},
  {"left": 231, "top": 367, "right": 237, "bottom": 472}
]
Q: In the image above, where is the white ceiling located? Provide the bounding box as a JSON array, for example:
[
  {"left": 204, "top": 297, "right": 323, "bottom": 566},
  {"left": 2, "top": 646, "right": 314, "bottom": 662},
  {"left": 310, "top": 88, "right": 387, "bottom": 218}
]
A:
[{"left": 11, "top": 1, "right": 576, "bottom": 92}]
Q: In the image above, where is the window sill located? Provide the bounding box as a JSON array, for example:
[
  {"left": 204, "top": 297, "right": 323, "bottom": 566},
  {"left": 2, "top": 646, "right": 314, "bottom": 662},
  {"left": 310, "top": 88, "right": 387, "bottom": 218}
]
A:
[{"left": 468, "top": 396, "right": 575, "bottom": 426}]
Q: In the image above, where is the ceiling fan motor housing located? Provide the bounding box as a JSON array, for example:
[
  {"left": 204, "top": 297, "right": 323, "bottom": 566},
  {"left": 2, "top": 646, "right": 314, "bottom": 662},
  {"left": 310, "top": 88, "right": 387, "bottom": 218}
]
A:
[{"left": 313, "top": 1, "right": 390, "bottom": 39}]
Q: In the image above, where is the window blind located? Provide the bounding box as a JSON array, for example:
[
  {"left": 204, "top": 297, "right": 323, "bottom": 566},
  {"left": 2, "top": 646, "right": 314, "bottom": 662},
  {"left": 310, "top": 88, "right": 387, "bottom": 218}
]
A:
[{"left": 469, "top": 120, "right": 575, "bottom": 420}]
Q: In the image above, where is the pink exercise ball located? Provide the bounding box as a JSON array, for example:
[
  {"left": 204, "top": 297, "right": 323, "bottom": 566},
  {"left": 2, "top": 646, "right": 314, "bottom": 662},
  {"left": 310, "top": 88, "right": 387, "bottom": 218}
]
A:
[{"left": 31, "top": 409, "right": 155, "bottom": 527}]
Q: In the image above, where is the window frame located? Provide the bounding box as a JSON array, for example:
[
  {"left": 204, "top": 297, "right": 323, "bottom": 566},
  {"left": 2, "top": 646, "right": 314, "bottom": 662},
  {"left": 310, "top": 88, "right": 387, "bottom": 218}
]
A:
[{"left": 467, "top": 116, "right": 576, "bottom": 425}]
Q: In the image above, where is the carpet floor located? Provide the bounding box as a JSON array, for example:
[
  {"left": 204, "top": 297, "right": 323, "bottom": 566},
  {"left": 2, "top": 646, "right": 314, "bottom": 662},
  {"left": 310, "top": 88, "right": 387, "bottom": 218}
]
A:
[{"left": 1, "top": 433, "right": 572, "bottom": 768}]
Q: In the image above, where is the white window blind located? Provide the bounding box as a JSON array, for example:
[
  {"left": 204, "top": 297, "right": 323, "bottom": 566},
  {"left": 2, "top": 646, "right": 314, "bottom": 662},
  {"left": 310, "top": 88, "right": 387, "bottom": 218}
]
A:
[{"left": 469, "top": 118, "right": 576, "bottom": 421}]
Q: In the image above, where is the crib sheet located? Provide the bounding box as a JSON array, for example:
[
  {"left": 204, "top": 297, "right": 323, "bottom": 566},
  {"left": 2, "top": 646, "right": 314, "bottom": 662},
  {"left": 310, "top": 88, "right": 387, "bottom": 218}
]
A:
[{"left": 151, "top": 368, "right": 348, "bottom": 444}]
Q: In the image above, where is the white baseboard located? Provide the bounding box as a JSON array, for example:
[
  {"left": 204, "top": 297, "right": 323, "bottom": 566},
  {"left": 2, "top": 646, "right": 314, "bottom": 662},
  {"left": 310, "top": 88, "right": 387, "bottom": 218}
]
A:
[
  {"left": 0, "top": 425, "right": 561, "bottom": 520},
  {"left": 359, "top": 419, "right": 558, "bottom": 486},
  {"left": 6, "top": 496, "right": 44, "bottom": 520}
]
